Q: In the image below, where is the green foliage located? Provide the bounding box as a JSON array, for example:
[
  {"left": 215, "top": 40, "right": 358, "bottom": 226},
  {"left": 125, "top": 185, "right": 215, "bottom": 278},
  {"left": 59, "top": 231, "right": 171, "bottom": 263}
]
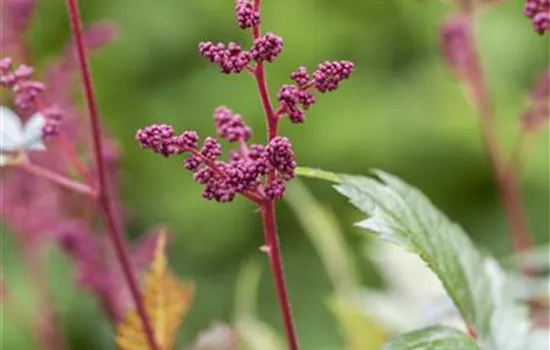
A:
[
  {"left": 381, "top": 325, "right": 479, "bottom": 350},
  {"left": 233, "top": 260, "right": 285, "bottom": 350},
  {"left": 298, "top": 167, "right": 546, "bottom": 349},
  {"left": 328, "top": 296, "right": 387, "bottom": 350},
  {"left": 286, "top": 180, "right": 386, "bottom": 349},
  {"left": 335, "top": 170, "right": 493, "bottom": 336},
  {"left": 285, "top": 180, "right": 359, "bottom": 294}
]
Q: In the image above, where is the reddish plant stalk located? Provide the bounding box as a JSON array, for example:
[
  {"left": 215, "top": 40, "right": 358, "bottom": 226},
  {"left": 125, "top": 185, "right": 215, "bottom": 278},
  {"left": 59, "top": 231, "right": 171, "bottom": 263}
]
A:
[
  {"left": 463, "top": 11, "right": 534, "bottom": 253},
  {"left": 260, "top": 202, "right": 299, "bottom": 350},
  {"left": 63, "top": 1, "right": 159, "bottom": 349},
  {"left": 254, "top": 65, "right": 278, "bottom": 140},
  {"left": 251, "top": 0, "right": 299, "bottom": 348},
  {"left": 16, "top": 162, "right": 96, "bottom": 197}
]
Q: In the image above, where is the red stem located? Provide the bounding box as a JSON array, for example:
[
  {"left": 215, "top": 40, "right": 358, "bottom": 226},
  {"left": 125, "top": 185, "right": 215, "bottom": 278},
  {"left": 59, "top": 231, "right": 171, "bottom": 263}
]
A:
[
  {"left": 466, "top": 324, "right": 478, "bottom": 340},
  {"left": 251, "top": 1, "right": 299, "bottom": 348},
  {"left": 463, "top": 11, "right": 534, "bottom": 253},
  {"left": 16, "top": 161, "right": 96, "bottom": 197},
  {"left": 63, "top": 1, "right": 159, "bottom": 350},
  {"left": 254, "top": 64, "right": 278, "bottom": 139},
  {"left": 260, "top": 202, "right": 299, "bottom": 350},
  {"left": 252, "top": 0, "right": 277, "bottom": 140}
]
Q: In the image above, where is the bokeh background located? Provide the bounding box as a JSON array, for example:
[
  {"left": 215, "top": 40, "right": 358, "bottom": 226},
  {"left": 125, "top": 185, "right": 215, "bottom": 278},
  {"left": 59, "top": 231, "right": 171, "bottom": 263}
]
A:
[{"left": 2, "top": 0, "right": 548, "bottom": 349}]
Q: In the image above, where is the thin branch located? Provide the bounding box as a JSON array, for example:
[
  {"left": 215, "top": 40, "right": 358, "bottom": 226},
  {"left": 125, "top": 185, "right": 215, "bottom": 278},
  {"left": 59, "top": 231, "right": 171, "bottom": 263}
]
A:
[
  {"left": 63, "top": 1, "right": 159, "bottom": 349},
  {"left": 15, "top": 161, "right": 96, "bottom": 197},
  {"left": 254, "top": 65, "right": 278, "bottom": 140},
  {"left": 463, "top": 11, "right": 534, "bottom": 253}
]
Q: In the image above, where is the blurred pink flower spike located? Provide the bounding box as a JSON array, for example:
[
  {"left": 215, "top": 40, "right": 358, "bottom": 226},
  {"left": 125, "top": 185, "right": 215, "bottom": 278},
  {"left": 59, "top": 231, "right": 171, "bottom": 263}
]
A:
[{"left": 0, "top": 105, "right": 46, "bottom": 166}]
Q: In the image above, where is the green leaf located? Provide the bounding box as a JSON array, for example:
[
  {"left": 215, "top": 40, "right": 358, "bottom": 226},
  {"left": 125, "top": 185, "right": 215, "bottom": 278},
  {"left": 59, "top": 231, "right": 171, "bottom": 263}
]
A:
[
  {"left": 285, "top": 179, "right": 360, "bottom": 294},
  {"left": 334, "top": 171, "right": 492, "bottom": 335},
  {"left": 233, "top": 260, "right": 285, "bottom": 350},
  {"left": 286, "top": 179, "right": 386, "bottom": 350},
  {"left": 295, "top": 167, "right": 341, "bottom": 183},
  {"left": 329, "top": 169, "right": 535, "bottom": 350},
  {"left": 381, "top": 325, "right": 479, "bottom": 350},
  {"left": 328, "top": 295, "right": 387, "bottom": 350}
]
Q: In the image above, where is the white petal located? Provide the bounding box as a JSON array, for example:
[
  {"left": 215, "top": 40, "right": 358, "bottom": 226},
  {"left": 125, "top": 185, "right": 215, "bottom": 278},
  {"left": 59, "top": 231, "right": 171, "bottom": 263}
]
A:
[
  {"left": 23, "top": 113, "right": 47, "bottom": 151},
  {"left": 0, "top": 106, "right": 24, "bottom": 151}
]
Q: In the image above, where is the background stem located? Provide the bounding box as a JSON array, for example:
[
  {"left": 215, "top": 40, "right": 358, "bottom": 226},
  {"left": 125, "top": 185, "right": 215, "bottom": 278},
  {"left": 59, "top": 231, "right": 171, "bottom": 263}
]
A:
[
  {"left": 16, "top": 162, "right": 95, "bottom": 197},
  {"left": 464, "top": 11, "right": 534, "bottom": 254},
  {"left": 63, "top": 1, "right": 159, "bottom": 349}
]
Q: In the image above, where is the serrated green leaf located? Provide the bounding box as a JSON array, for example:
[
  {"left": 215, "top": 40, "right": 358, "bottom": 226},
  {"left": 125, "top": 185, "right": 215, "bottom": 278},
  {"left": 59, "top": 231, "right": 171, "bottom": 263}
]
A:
[
  {"left": 334, "top": 171, "right": 492, "bottom": 336},
  {"left": 329, "top": 170, "right": 535, "bottom": 350},
  {"left": 381, "top": 325, "right": 478, "bottom": 350}
]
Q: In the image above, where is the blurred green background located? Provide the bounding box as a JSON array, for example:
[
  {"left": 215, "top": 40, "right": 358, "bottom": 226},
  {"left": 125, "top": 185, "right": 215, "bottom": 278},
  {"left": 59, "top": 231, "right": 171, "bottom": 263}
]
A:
[{"left": 2, "top": 0, "right": 548, "bottom": 349}]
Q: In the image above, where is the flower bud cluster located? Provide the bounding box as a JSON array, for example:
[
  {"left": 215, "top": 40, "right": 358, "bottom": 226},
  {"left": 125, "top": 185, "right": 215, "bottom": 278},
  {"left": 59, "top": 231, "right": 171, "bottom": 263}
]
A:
[
  {"left": 0, "top": 57, "right": 44, "bottom": 110},
  {"left": 524, "top": 0, "right": 550, "bottom": 35},
  {"left": 276, "top": 62, "right": 354, "bottom": 123},
  {"left": 136, "top": 110, "right": 297, "bottom": 202}
]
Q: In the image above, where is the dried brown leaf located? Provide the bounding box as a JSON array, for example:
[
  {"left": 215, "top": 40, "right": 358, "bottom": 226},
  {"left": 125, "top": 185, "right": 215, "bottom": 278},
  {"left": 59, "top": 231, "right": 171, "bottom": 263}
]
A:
[{"left": 116, "top": 232, "right": 194, "bottom": 350}]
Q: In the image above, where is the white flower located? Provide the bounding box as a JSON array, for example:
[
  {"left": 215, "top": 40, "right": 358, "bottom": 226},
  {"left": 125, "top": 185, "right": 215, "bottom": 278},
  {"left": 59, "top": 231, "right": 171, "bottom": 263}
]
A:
[
  {"left": 358, "top": 240, "right": 465, "bottom": 333},
  {"left": 0, "top": 105, "right": 46, "bottom": 166}
]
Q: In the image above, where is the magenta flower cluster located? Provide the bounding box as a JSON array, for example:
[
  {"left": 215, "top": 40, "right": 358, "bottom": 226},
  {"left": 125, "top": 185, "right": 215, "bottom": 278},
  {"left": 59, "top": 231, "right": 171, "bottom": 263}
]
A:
[
  {"left": 524, "top": 0, "right": 550, "bottom": 35},
  {"left": 1, "top": 57, "right": 63, "bottom": 138},
  {"left": 199, "top": 33, "right": 284, "bottom": 74},
  {"left": 235, "top": 0, "right": 260, "bottom": 29},
  {"left": 137, "top": 107, "right": 296, "bottom": 202},
  {"left": 214, "top": 106, "right": 252, "bottom": 142},
  {"left": 40, "top": 105, "right": 64, "bottom": 138},
  {"left": 198, "top": 42, "right": 252, "bottom": 74},
  {"left": 276, "top": 62, "right": 354, "bottom": 123},
  {"left": 0, "top": 57, "right": 44, "bottom": 110},
  {"left": 313, "top": 61, "right": 355, "bottom": 92},
  {"left": 137, "top": 0, "right": 354, "bottom": 204}
]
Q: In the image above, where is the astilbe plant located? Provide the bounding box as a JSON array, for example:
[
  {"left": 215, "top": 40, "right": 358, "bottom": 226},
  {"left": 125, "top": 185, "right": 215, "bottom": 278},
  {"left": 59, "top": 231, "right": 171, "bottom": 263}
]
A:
[
  {"left": 135, "top": 0, "right": 354, "bottom": 348},
  {"left": 1, "top": 0, "right": 547, "bottom": 349}
]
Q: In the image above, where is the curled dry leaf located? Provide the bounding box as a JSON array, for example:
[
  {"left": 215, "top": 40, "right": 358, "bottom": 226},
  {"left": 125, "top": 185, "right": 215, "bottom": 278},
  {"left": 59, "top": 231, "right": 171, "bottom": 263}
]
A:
[{"left": 116, "top": 233, "right": 194, "bottom": 350}]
